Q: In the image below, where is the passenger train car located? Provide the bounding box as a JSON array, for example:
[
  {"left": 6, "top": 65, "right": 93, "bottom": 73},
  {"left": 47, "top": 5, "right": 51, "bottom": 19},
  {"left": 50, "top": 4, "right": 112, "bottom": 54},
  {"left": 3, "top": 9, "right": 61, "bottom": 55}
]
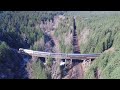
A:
[{"left": 19, "top": 48, "right": 101, "bottom": 59}]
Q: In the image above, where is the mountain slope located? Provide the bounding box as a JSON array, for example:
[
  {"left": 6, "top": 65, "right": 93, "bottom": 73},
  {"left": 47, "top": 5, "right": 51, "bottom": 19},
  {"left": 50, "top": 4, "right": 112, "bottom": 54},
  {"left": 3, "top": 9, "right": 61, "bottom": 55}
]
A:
[
  {"left": 53, "top": 12, "right": 120, "bottom": 79},
  {"left": 1, "top": 11, "right": 120, "bottom": 79}
]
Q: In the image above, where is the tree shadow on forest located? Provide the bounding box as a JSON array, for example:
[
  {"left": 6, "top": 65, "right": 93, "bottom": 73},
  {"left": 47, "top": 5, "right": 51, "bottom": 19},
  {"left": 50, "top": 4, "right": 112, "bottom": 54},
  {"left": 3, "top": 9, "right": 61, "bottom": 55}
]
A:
[
  {"left": 13, "top": 51, "right": 30, "bottom": 79},
  {"left": 0, "top": 49, "right": 30, "bottom": 79}
]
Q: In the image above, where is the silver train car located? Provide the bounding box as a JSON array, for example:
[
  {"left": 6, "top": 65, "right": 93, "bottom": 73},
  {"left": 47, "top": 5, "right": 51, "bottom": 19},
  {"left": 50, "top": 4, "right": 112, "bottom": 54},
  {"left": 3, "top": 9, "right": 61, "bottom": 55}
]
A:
[{"left": 19, "top": 48, "right": 101, "bottom": 58}]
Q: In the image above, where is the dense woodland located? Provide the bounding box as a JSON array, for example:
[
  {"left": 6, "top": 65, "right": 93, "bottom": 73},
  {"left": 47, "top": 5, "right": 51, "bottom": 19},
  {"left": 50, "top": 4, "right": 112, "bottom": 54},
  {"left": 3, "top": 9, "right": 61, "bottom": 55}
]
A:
[
  {"left": 1, "top": 11, "right": 120, "bottom": 79},
  {"left": 53, "top": 12, "right": 120, "bottom": 79},
  {"left": 0, "top": 11, "right": 64, "bottom": 79}
]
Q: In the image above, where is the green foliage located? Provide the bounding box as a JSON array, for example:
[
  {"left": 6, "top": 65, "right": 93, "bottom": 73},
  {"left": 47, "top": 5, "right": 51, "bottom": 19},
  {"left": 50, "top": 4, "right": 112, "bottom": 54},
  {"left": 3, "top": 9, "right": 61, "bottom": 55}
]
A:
[
  {"left": 82, "top": 14, "right": 120, "bottom": 79},
  {"left": 0, "top": 41, "right": 25, "bottom": 79},
  {"left": 55, "top": 12, "right": 120, "bottom": 79},
  {"left": 30, "top": 36, "right": 45, "bottom": 51},
  {"left": 80, "top": 15, "right": 120, "bottom": 54},
  {"left": 0, "top": 11, "right": 64, "bottom": 49},
  {"left": 65, "top": 11, "right": 120, "bottom": 18},
  {"left": 110, "top": 66, "right": 120, "bottom": 79},
  {"left": 28, "top": 59, "right": 47, "bottom": 79},
  {"left": 85, "top": 49, "right": 120, "bottom": 79},
  {"left": 54, "top": 16, "right": 73, "bottom": 53},
  {"left": 0, "top": 41, "right": 10, "bottom": 62},
  {"left": 0, "top": 11, "right": 65, "bottom": 79},
  {"left": 46, "top": 57, "right": 53, "bottom": 67},
  {"left": 2, "top": 11, "right": 120, "bottom": 79}
]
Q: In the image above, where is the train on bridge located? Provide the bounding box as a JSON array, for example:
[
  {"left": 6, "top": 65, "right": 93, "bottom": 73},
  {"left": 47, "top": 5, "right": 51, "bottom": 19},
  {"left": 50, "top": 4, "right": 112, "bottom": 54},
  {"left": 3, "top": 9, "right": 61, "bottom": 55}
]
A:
[{"left": 19, "top": 48, "right": 101, "bottom": 60}]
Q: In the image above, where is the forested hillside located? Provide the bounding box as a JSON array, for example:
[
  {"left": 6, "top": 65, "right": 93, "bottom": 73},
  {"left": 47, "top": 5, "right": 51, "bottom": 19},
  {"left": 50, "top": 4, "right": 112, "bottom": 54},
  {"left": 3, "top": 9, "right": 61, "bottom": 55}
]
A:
[
  {"left": 0, "top": 11, "right": 64, "bottom": 79},
  {"left": 82, "top": 15, "right": 120, "bottom": 79},
  {"left": 55, "top": 12, "right": 120, "bottom": 79},
  {"left": 1, "top": 11, "right": 120, "bottom": 79},
  {"left": 0, "top": 11, "right": 64, "bottom": 49}
]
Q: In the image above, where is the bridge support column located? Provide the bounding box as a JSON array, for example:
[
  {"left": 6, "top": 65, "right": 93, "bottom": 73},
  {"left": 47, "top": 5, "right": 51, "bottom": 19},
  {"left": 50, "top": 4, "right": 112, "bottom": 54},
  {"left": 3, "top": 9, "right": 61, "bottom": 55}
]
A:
[
  {"left": 65, "top": 59, "right": 67, "bottom": 68},
  {"left": 70, "top": 59, "right": 72, "bottom": 65},
  {"left": 82, "top": 59, "right": 87, "bottom": 70},
  {"left": 89, "top": 59, "right": 91, "bottom": 66},
  {"left": 83, "top": 59, "right": 86, "bottom": 65},
  {"left": 68, "top": 59, "right": 73, "bottom": 68},
  {"left": 45, "top": 57, "right": 48, "bottom": 64}
]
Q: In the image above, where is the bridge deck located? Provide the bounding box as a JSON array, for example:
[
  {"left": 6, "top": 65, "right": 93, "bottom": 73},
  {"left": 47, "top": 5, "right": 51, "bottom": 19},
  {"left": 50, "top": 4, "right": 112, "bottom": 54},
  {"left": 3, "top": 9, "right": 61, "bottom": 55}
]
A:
[{"left": 19, "top": 48, "right": 101, "bottom": 60}]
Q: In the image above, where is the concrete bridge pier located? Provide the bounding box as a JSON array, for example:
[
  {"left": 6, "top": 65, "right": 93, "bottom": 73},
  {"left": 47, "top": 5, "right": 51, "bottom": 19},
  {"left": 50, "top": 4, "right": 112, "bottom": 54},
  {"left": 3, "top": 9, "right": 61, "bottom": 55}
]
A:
[
  {"left": 45, "top": 56, "right": 50, "bottom": 64},
  {"left": 65, "top": 59, "right": 67, "bottom": 68},
  {"left": 89, "top": 59, "right": 92, "bottom": 65},
  {"left": 70, "top": 59, "right": 73, "bottom": 65},
  {"left": 82, "top": 59, "right": 86, "bottom": 67},
  {"left": 68, "top": 59, "right": 73, "bottom": 69}
]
